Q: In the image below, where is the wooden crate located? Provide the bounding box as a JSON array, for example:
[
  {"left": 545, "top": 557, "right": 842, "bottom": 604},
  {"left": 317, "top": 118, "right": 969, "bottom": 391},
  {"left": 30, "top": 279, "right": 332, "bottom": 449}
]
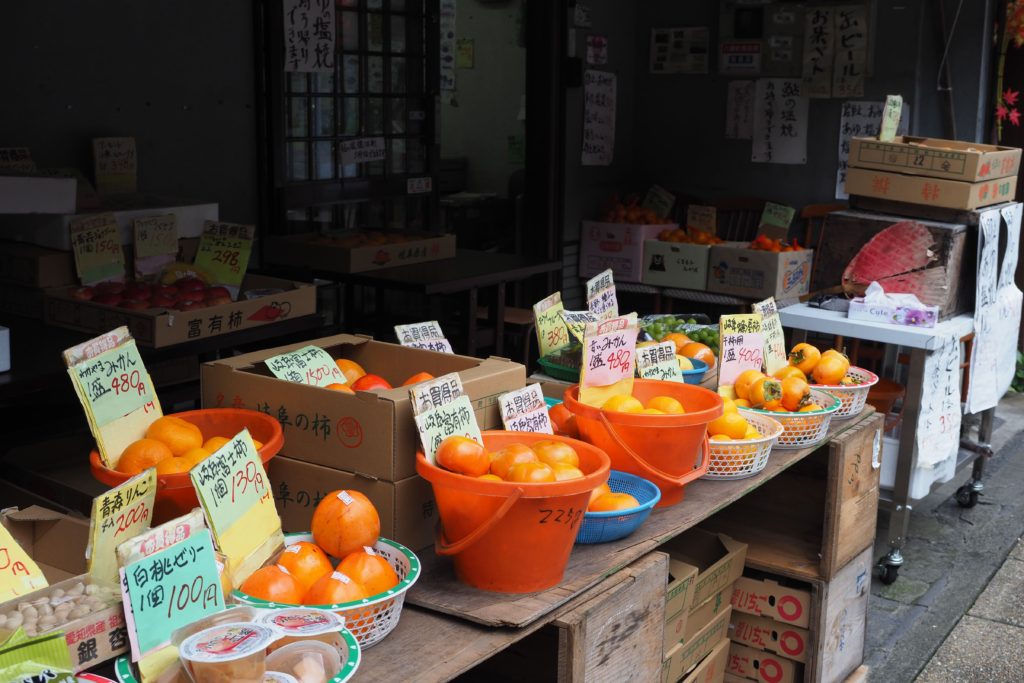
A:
[{"left": 703, "top": 412, "right": 883, "bottom": 582}]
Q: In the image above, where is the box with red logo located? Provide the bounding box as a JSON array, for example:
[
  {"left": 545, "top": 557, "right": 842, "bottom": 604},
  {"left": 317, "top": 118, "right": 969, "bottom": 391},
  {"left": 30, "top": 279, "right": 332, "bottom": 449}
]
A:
[
  {"left": 845, "top": 167, "right": 1017, "bottom": 210},
  {"left": 264, "top": 231, "right": 456, "bottom": 273},
  {"left": 579, "top": 221, "right": 669, "bottom": 282},
  {"left": 706, "top": 244, "right": 813, "bottom": 300},
  {"left": 848, "top": 136, "right": 1021, "bottom": 182},
  {"left": 730, "top": 613, "right": 809, "bottom": 664},
  {"left": 730, "top": 576, "right": 811, "bottom": 628},
  {"left": 727, "top": 643, "right": 799, "bottom": 683}
]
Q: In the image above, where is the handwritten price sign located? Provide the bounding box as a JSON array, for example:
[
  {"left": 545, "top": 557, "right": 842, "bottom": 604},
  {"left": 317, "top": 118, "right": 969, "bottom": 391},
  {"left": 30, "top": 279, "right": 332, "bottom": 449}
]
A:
[
  {"left": 718, "top": 313, "right": 764, "bottom": 387},
  {"left": 414, "top": 395, "right": 483, "bottom": 464},
  {"left": 636, "top": 341, "right": 684, "bottom": 382},
  {"left": 265, "top": 345, "right": 346, "bottom": 388},
  {"left": 122, "top": 529, "right": 222, "bottom": 658},
  {"left": 533, "top": 292, "right": 571, "bottom": 357},
  {"left": 752, "top": 297, "right": 788, "bottom": 374},
  {"left": 917, "top": 334, "right": 962, "bottom": 465},
  {"left": 89, "top": 469, "right": 156, "bottom": 586},
  {"left": 586, "top": 269, "right": 618, "bottom": 320},
  {"left": 499, "top": 384, "right": 553, "bottom": 434},
  {"left": 582, "top": 328, "right": 638, "bottom": 387},
  {"left": 134, "top": 215, "right": 178, "bottom": 259},
  {"left": 395, "top": 321, "right": 454, "bottom": 353},
  {"left": 560, "top": 309, "right": 599, "bottom": 343},
  {"left": 69, "top": 213, "right": 126, "bottom": 285},
  {"left": 193, "top": 221, "right": 255, "bottom": 294},
  {"left": 69, "top": 338, "right": 157, "bottom": 427},
  {"left": 0, "top": 525, "right": 48, "bottom": 602}
]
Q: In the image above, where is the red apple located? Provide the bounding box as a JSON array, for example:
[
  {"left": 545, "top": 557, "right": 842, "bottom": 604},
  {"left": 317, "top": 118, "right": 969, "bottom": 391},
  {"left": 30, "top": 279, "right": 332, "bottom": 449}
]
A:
[
  {"left": 205, "top": 286, "right": 231, "bottom": 300},
  {"left": 95, "top": 281, "right": 125, "bottom": 296},
  {"left": 175, "top": 278, "right": 206, "bottom": 293},
  {"left": 119, "top": 300, "right": 151, "bottom": 310},
  {"left": 123, "top": 283, "right": 152, "bottom": 300},
  {"left": 205, "top": 295, "right": 232, "bottom": 306},
  {"left": 150, "top": 294, "right": 177, "bottom": 308},
  {"left": 176, "top": 300, "right": 206, "bottom": 311},
  {"left": 68, "top": 286, "right": 94, "bottom": 301},
  {"left": 93, "top": 294, "right": 123, "bottom": 306},
  {"left": 154, "top": 284, "right": 178, "bottom": 297}
]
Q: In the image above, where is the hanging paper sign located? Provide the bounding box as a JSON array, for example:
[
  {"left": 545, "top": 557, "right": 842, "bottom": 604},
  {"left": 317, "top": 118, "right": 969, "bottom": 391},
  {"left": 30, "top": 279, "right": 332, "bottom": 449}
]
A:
[
  {"left": 916, "top": 334, "right": 962, "bottom": 466},
  {"left": 395, "top": 321, "right": 454, "bottom": 353},
  {"left": 190, "top": 430, "right": 281, "bottom": 584},
  {"left": 751, "top": 298, "right": 788, "bottom": 374},
  {"left": 121, "top": 529, "right": 223, "bottom": 658},
  {"left": 560, "top": 309, "right": 599, "bottom": 343},
  {"left": 997, "top": 204, "right": 1024, "bottom": 397},
  {"left": 967, "top": 209, "right": 1001, "bottom": 413},
  {"left": 93, "top": 137, "right": 137, "bottom": 195},
  {"left": 878, "top": 94, "right": 904, "bottom": 142},
  {"left": 0, "top": 525, "right": 48, "bottom": 602},
  {"left": 579, "top": 314, "right": 639, "bottom": 407},
  {"left": 636, "top": 341, "right": 684, "bottom": 382},
  {"left": 718, "top": 314, "right": 764, "bottom": 387},
  {"left": 283, "top": 0, "right": 336, "bottom": 72},
  {"left": 88, "top": 469, "right": 156, "bottom": 586},
  {"left": 264, "top": 345, "right": 346, "bottom": 387},
  {"left": 414, "top": 395, "right": 482, "bottom": 464},
  {"left": 534, "top": 292, "right": 571, "bottom": 357},
  {"left": 69, "top": 213, "right": 126, "bottom": 285},
  {"left": 499, "top": 384, "right": 553, "bottom": 434},
  {"left": 192, "top": 221, "right": 254, "bottom": 296},
  {"left": 586, "top": 268, "right": 618, "bottom": 320}
]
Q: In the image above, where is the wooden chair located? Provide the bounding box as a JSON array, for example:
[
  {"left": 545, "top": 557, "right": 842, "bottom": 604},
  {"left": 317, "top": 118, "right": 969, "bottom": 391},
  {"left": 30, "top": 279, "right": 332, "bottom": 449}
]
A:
[
  {"left": 801, "top": 202, "right": 847, "bottom": 292},
  {"left": 710, "top": 197, "right": 767, "bottom": 242}
]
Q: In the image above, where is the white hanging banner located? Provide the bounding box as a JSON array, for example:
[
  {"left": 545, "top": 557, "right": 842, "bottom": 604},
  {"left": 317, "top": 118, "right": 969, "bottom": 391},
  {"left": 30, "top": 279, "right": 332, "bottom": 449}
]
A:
[
  {"left": 916, "top": 334, "right": 962, "bottom": 467},
  {"left": 997, "top": 204, "right": 1024, "bottom": 398},
  {"left": 967, "top": 208, "right": 1001, "bottom": 413}
]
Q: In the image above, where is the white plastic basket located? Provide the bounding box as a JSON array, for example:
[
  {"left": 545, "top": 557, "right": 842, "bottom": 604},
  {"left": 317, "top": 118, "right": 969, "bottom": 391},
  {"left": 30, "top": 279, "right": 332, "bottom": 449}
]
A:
[
  {"left": 704, "top": 412, "right": 784, "bottom": 479},
  {"left": 738, "top": 389, "right": 841, "bottom": 450},
  {"left": 812, "top": 366, "right": 879, "bottom": 419},
  {"left": 233, "top": 534, "right": 420, "bottom": 649}
]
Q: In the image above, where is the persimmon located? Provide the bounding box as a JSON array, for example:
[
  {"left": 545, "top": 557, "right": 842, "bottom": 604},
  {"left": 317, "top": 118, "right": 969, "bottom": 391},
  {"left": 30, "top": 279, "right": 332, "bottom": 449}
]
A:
[
  {"left": 780, "top": 376, "right": 811, "bottom": 412},
  {"left": 680, "top": 342, "right": 716, "bottom": 369},
  {"left": 707, "top": 413, "right": 750, "bottom": 440},
  {"left": 773, "top": 365, "right": 807, "bottom": 382},
  {"left": 812, "top": 356, "right": 847, "bottom": 385},
  {"left": 337, "top": 548, "right": 400, "bottom": 596},
  {"left": 641, "top": 408, "right": 665, "bottom": 414},
  {"left": 588, "top": 492, "right": 639, "bottom": 512},
  {"left": 489, "top": 443, "right": 538, "bottom": 478},
  {"left": 435, "top": 435, "right": 489, "bottom": 477},
  {"left": 821, "top": 349, "right": 851, "bottom": 374},
  {"left": 710, "top": 434, "right": 733, "bottom": 442},
  {"left": 145, "top": 416, "right": 203, "bottom": 456},
  {"left": 550, "top": 463, "right": 585, "bottom": 481},
  {"left": 788, "top": 343, "right": 821, "bottom": 374},
  {"left": 277, "top": 541, "right": 334, "bottom": 593},
  {"left": 549, "top": 403, "right": 580, "bottom": 438},
  {"left": 325, "top": 383, "right": 355, "bottom": 393},
  {"left": 588, "top": 483, "right": 612, "bottom": 508},
  {"left": 181, "top": 447, "right": 211, "bottom": 468},
  {"left": 601, "top": 395, "right": 644, "bottom": 413},
  {"left": 311, "top": 490, "right": 380, "bottom": 559},
  {"left": 402, "top": 371, "right": 434, "bottom": 386},
  {"left": 734, "top": 370, "right": 766, "bottom": 400},
  {"left": 799, "top": 404, "right": 821, "bottom": 412},
  {"left": 155, "top": 456, "right": 192, "bottom": 475},
  {"left": 662, "top": 332, "right": 691, "bottom": 354},
  {"left": 117, "top": 439, "right": 173, "bottom": 474},
  {"left": 334, "top": 359, "right": 366, "bottom": 384},
  {"left": 202, "top": 436, "right": 231, "bottom": 452},
  {"left": 303, "top": 571, "right": 369, "bottom": 606},
  {"left": 748, "top": 377, "right": 782, "bottom": 408},
  {"left": 351, "top": 374, "right": 392, "bottom": 391},
  {"left": 506, "top": 461, "right": 556, "bottom": 483},
  {"left": 531, "top": 440, "right": 580, "bottom": 468},
  {"left": 645, "top": 396, "right": 685, "bottom": 414},
  {"left": 240, "top": 566, "right": 304, "bottom": 604}
]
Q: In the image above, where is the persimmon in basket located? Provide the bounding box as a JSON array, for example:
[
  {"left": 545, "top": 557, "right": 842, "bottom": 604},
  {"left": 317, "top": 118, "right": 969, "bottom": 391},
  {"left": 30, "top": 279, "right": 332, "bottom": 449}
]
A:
[{"left": 312, "top": 490, "right": 381, "bottom": 559}]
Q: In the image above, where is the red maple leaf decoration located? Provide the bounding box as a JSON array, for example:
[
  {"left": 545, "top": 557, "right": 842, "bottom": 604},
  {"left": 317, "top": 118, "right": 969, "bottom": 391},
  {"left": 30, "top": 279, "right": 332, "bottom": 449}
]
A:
[
  {"left": 1010, "top": 108, "right": 1022, "bottom": 126},
  {"left": 998, "top": 103, "right": 1010, "bottom": 121},
  {"left": 1006, "top": 88, "right": 1021, "bottom": 106}
]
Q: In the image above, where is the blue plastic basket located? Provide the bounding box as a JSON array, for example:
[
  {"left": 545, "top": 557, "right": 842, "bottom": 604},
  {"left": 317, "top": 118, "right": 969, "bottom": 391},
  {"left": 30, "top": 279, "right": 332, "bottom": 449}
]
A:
[
  {"left": 680, "top": 357, "right": 709, "bottom": 385},
  {"left": 575, "top": 470, "right": 661, "bottom": 544},
  {"left": 544, "top": 396, "right": 563, "bottom": 408}
]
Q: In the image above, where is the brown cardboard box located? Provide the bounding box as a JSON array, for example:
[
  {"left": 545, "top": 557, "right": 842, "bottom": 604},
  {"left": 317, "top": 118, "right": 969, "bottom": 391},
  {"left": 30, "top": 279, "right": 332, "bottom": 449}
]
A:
[
  {"left": 0, "top": 240, "right": 76, "bottom": 288},
  {"left": 662, "top": 529, "right": 748, "bottom": 610},
  {"left": 202, "top": 334, "right": 525, "bottom": 481},
  {"left": 731, "top": 576, "right": 812, "bottom": 628},
  {"left": 844, "top": 167, "right": 1017, "bottom": 210},
  {"left": 686, "top": 584, "right": 733, "bottom": 641},
  {"left": 681, "top": 637, "right": 730, "bottom": 683},
  {"left": 579, "top": 221, "right": 669, "bottom": 282},
  {"left": 726, "top": 643, "right": 799, "bottom": 683},
  {"left": 663, "top": 606, "right": 732, "bottom": 682},
  {"left": 268, "top": 455, "right": 438, "bottom": 552},
  {"left": 706, "top": 244, "right": 813, "bottom": 300},
  {"left": 729, "top": 613, "right": 809, "bottom": 664},
  {"left": 44, "top": 274, "right": 316, "bottom": 348},
  {"left": 664, "top": 558, "right": 700, "bottom": 653},
  {"left": 642, "top": 240, "right": 711, "bottom": 290},
  {"left": 264, "top": 232, "right": 456, "bottom": 273},
  {"left": 848, "top": 135, "right": 1022, "bottom": 182},
  {"left": 0, "top": 506, "right": 127, "bottom": 672}
]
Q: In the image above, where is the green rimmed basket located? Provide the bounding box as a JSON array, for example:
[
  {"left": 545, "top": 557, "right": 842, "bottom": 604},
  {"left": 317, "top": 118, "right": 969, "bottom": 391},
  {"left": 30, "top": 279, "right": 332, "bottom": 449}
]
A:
[
  {"left": 738, "top": 389, "right": 841, "bottom": 449},
  {"left": 232, "top": 534, "right": 420, "bottom": 649},
  {"left": 537, "top": 354, "right": 581, "bottom": 382}
]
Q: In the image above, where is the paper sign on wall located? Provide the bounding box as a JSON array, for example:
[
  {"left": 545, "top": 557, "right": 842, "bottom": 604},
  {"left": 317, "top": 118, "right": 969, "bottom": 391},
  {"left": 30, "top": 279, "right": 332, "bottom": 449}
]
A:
[
  {"left": 560, "top": 309, "right": 600, "bottom": 343},
  {"left": 0, "top": 525, "right": 48, "bottom": 602},
  {"left": 190, "top": 429, "right": 281, "bottom": 584},
  {"left": 283, "top": 0, "right": 335, "bottom": 72},
  {"left": 87, "top": 469, "right": 156, "bottom": 587},
  {"left": 917, "top": 334, "right": 962, "bottom": 465},
  {"left": 586, "top": 34, "right": 608, "bottom": 66},
  {"left": 499, "top": 384, "right": 553, "bottom": 434},
  {"left": 832, "top": 6, "right": 867, "bottom": 98},
  {"left": 752, "top": 79, "right": 808, "bottom": 165},
  {"left": 725, "top": 80, "right": 754, "bottom": 140},
  {"left": 121, "top": 529, "right": 222, "bottom": 659},
  {"left": 582, "top": 70, "right": 616, "bottom": 166},
  {"left": 801, "top": 8, "right": 834, "bottom": 98},
  {"left": 580, "top": 314, "right": 639, "bottom": 407},
  {"left": 718, "top": 314, "right": 764, "bottom": 387},
  {"left": 752, "top": 298, "right": 788, "bottom": 374},
  {"left": 69, "top": 213, "right": 126, "bottom": 285},
  {"left": 265, "top": 345, "right": 347, "bottom": 387},
  {"left": 193, "top": 221, "right": 254, "bottom": 296},
  {"left": 93, "top": 137, "right": 137, "bottom": 195},
  {"left": 649, "top": 27, "right": 709, "bottom": 74},
  {"left": 395, "top": 321, "right": 454, "bottom": 353},
  {"left": 636, "top": 341, "right": 684, "bottom": 382},
  {"left": 534, "top": 292, "right": 571, "bottom": 357},
  {"left": 340, "top": 137, "right": 387, "bottom": 165},
  {"left": 836, "top": 100, "right": 910, "bottom": 200},
  {"left": 586, "top": 268, "right": 618, "bottom": 320}
]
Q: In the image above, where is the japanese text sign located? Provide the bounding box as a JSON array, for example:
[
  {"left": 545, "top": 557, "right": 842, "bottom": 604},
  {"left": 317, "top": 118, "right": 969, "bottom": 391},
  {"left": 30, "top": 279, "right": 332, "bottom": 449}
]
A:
[
  {"left": 414, "top": 395, "right": 483, "bottom": 464},
  {"left": 499, "top": 384, "right": 553, "bottom": 434},
  {"left": 283, "top": 0, "right": 335, "bottom": 72},
  {"left": 636, "top": 341, "right": 684, "bottom": 382},
  {"left": 718, "top": 314, "right": 764, "bottom": 387},
  {"left": 93, "top": 137, "right": 137, "bottom": 195},
  {"left": 405, "top": 339, "right": 454, "bottom": 353},
  {"left": 69, "top": 338, "right": 157, "bottom": 428},
  {"left": 69, "top": 213, "right": 126, "bottom": 285},
  {"left": 133, "top": 215, "right": 177, "bottom": 260},
  {"left": 189, "top": 429, "right": 280, "bottom": 578},
  {"left": 641, "top": 185, "right": 675, "bottom": 219},
  {"left": 879, "top": 94, "right": 903, "bottom": 142},
  {"left": 757, "top": 202, "right": 795, "bottom": 239},
  {"left": 752, "top": 79, "right": 808, "bottom": 165},
  {"left": 582, "top": 70, "right": 616, "bottom": 166},
  {"left": 340, "top": 137, "right": 386, "bottom": 165},
  {"left": 193, "top": 221, "right": 254, "bottom": 294},
  {"left": 917, "top": 334, "right": 962, "bottom": 466},
  {"left": 265, "top": 345, "right": 346, "bottom": 388},
  {"left": 686, "top": 205, "right": 717, "bottom": 233},
  {"left": 89, "top": 469, "right": 156, "bottom": 587},
  {"left": 751, "top": 298, "right": 788, "bottom": 374},
  {"left": 0, "top": 147, "right": 34, "bottom": 172},
  {"left": 533, "top": 292, "right": 571, "bottom": 357},
  {"left": 117, "top": 509, "right": 206, "bottom": 568},
  {"left": 560, "top": 309, "right": 599, "bottom": 343},
  {"left": 121, "top": 529, "right": 222, "bottom": 658},
  {"left": 968, "top": 209, "right": 1001, "bottom": 413},
  {"left": 409, "top": 373, "right": 464, "bottom": 415},
  {"left": 580, "top": 315, "right": 639, "bottom": 407},
  {"left": 0, "top": 525, "right": 48, "bottom": 602},
  {"left": 395, "top": 321, "right": 453, "bottom": 353},
  {"left": 586, "top": 268, "right": 618, "bottom": 320}
]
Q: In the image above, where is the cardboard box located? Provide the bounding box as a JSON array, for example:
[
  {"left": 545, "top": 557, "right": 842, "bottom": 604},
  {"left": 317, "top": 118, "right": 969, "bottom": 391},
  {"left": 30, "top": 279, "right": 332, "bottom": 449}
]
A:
[
  {"left": 579, "top": 221, "right": 668, "bottom": 282},
  {"left": 849, "top": 135, "right": 1022, "bottom": 182},
  {"left": 0, "top": 506, "right": 127, "bottom": 672},
  {"left": 662, "top": 529, "right": 748, "bottom": 610},
  {"left": 686, "top": 585, "right": 733, "bottom": 641},
  {"left": 664, "top": 558, "right": 700, "bottom": 653},
  {"left": 0, "top": 197, "right": 218, "bottom": 251},
  {"left": 663, "top": 606, "right": 732, "bottom": 682},
  {"left": 726, "top": 643, "right": 799, "bottom": 683},
  {"left": 642, "top": 240, "right": 711, "bottom": 290},
  {"left": 268, "top": 455, "right": 438, "bottom": 552},
  {"left": 202, "top": 334, "right": 525, "bottom": 481},
  {"left": 706, "top": 244, "right": 813, "bottom": 300},
  {"left": 264, "top": 232, "right": 456, "bottom": 273},
  {"left": 44, "top": 274, "right": 316, "bottom": 348},
  {"left": 681, "top": 637, "right": 730, "bottom": 683},
  {"left": 0, "top": 175, "right": 78, "bottom": 214},
  {"left": 729, "top": 613, "right": 809, "bottom": 664},
  {"left": 0, "top": 240, "right": 76, "bottom": 288},
  {"left": 845, "top": 167, "right": 1017, "bottom": 210},
  {"left": 0, "top": 282, "right": 45, "bottom": 318},
  {"left": 731, "top": 577, "right": 812, "bottom": 628}
]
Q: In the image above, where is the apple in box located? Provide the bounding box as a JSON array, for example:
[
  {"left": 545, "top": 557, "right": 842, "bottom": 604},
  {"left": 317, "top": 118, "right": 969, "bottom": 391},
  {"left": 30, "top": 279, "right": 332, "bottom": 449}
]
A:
[
  {"left": 119, "top": 299, "right": 151, "bottom": 310},
  {"left": 123, "top": 282, "right": 152, "bottom": 301},
  {"left": 95, "top": 281, "right": 125, "bottom": 296},
  {"left": 205, "top": 286, "right": 232, "bottom": 306},
  {"left": 93, "top": 293, "right": 122, "bottom": 306},
  {"left": 154, "top": 284, "right": 178, "bottom": 298},
  {"left": 150, "top": 294, "right": 177, "bottom": 308},
  {"left": 176, "top": 299, "right": 206, "bottom": 311},
  {"left": 175, "top": 277, "right": 206, "bottom": 294},
  {"left": 67, "top": 286, "right": 94, "bottom": 301}
]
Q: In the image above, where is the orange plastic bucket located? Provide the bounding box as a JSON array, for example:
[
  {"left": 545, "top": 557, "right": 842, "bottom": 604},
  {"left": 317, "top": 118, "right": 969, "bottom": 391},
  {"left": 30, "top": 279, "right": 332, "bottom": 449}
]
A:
[
  {"left": 562, "top": 379, "right": 722, "bottom": 507},
  {"left": 90, "top": 408, "right": 283, "bottom": 523},
  {"left": 415, "top": 431, "right": 610, "bottom": 593}
]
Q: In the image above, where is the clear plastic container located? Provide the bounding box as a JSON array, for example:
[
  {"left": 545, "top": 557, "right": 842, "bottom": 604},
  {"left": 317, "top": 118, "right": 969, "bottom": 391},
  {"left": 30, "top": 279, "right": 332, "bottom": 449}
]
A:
[
  {"left": 171, "top": 606, "right": 258, "bottom": 647},
  {"left": 262, "top": 674, "right": 299, "bottom": 683},
  {"left": 179, "top": 622, "right": 277, "bottom": 683},
  {"left": 254, "top": 608, "right": 345, "bottom": 654},
  {"left": 266, "top": 641, "right": 341, "bottom": 683}
]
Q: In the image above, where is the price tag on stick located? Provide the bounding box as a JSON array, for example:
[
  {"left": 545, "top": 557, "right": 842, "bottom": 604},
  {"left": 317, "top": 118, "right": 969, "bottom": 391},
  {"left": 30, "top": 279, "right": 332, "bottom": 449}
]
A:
[
  {"left": 88, "top": 469, "right": 157, "bottom": 586},
  {"left": 0, "top": 525, "right": 48, "bottom": 602},
  {"left": 264, "top": 345, "right": 347, "bottom": 387},
  {"left": 718, "top": 314, "right": 764, "bottom": 387},
  {"left": 533, "top": 292, "right": 571, "bottom": 357},
  {"left": 586, "top": 269, "right": 618, "bottom": 320},
  {"left": 560, "top": 309, "right": 599, "bottom": 344},
  {"left": 636, "top": 341, "right": 685, "bottom": 382},
  {"left": 395, "top": 321, "right": 454, "bottom": 353},
  {"left": 134, "top": 214, "right": 178, "bottom": 281},
  {"left": 193, "top": 221, "right": 254, "bottom": 297},
  {"left": 410, "top": 373, "right": 482, "bottom": 463},
  {"left": 579, "top": 314, "right": 639, "bottom": 407},
  {"left": 499, "top": 384, "right": 554, "bottom": 434},
  {"left": 752, "top": 297, "right": 788, "bottom": 375},
  {"left": 69, "top": 213, "right": 126, "bottom": 285}
]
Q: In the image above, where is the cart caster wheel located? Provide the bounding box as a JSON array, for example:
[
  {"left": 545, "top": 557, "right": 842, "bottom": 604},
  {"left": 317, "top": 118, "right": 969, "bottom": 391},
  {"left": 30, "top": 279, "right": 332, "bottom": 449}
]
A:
[
  {"left": 878, "top": 563, "right": 900, "bottom": 585},
  {"left": 955, "top": 485, "right": 980, "bottom": 508}
]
